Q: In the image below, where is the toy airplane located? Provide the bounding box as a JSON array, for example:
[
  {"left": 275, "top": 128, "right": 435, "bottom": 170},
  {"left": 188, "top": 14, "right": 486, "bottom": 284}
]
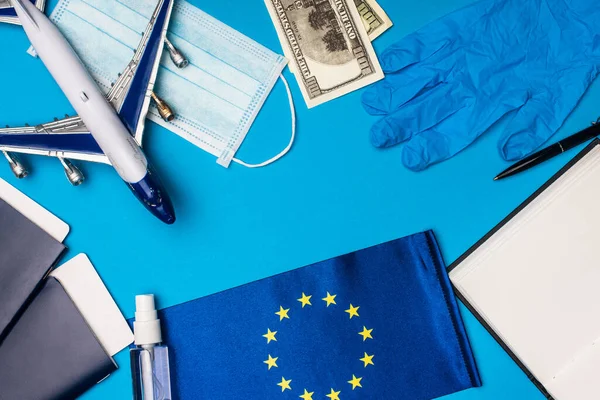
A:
[{"left": 0, "top": 0, "right": 188, "bottom": 224}]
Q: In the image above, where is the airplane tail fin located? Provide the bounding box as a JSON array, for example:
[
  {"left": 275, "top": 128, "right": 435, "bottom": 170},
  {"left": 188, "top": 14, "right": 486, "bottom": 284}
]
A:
[{"left": 0, "top": 0, "right": 44, "bottom": 25}]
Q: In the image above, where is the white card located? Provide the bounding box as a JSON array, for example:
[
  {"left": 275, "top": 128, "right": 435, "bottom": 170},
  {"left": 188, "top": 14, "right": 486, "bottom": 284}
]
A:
[
  {"left": 0, "top": 178, "right": 69, "bottom": 242},
  {"left": 51, "top": 254, "right": 133, "bottom": 356}
]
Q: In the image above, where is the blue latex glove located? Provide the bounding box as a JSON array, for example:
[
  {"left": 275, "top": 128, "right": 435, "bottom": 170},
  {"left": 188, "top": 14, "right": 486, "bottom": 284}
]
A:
[{"left": 362, "top": 0, "right": 600, "bottom": 171}]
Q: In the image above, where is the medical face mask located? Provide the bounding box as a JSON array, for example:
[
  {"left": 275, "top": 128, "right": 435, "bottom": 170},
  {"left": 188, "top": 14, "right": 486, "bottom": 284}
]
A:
[{"left": 47, "top": 0, "right": 293, "bottom": 168}]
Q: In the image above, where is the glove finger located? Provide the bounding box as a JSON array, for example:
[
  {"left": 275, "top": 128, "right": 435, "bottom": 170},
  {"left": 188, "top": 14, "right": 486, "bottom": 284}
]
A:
[
  {"left": 497, "top": 98, "right": 556, "bottom": 161},
  {"left": 498, "top": 65, "right": 600, "bottom": 160},
  {"left": 380, "top": 0, "right": 491, "bottom": 74},
  {"left": 362, "top": 65, "right": 443, "bottom": 116},
  {"left": 379, "top": 34, "right": 451, "bottom": 74},
  {"left": 499, "top": 76, "right": 594, "bottom": 161},
  {"left": 370, "top": 83, "right": 466, "bottom": 148},
  {"left": 400, "top": 106, "right": 474, "bottom": 171},
  {"left": 401, "top": 98, "right": 521, "bottom": 171}
]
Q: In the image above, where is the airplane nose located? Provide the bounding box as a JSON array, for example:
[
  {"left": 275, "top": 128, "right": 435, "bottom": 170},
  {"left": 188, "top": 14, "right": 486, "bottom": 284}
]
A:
[
  {"left": 127, "top": 167, "right": 176, "bottom": 224},
  {"left": 155, "top": 199, "right": 176, "bottom": 225}
]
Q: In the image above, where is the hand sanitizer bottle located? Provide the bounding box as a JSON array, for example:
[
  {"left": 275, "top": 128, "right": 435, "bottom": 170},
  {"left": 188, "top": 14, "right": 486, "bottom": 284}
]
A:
[{"left": 130, "top": 294, "right": 172, "bottom": 400}]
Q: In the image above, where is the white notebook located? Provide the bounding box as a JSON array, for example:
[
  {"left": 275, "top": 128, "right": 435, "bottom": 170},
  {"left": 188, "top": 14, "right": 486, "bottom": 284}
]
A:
[{"left": 449, "top": 140, "right": 600, "bottom": 400}]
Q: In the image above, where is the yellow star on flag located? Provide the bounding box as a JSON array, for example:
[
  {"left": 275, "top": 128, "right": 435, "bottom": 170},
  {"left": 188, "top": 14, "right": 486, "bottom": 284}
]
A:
[
  {"left": 297, "top": 293, "right": 312, "bottom": 308},
  {"left": 322, "top": 292, "right": 337, "bottom": 307},
  {"left": 275, "top": 306, "right": 290, "bottom": 321},
  {"left": 263, "top": 328, "right": 277, "bottom": 343},
  {"left": 326, "top": 388, "right": 341, "bottom": 400},
  {"left": 299, "top": 389, "right": 314, "bottom": 400},
  {"left": 277, "top": 376, "right": 292, "bottom": 392},
  {"left": 358, "top": 326, "right": 373, "bottom": 341},
  {"left": 263, "top": 354, "right": 278, "bottom": 370},
  {"left": 345, "top": 304, "right": 360, "bottom": 319},
  {"left": 348, "top": 374, "right": 363, "bottom": 390},
  {"left": 360, "top": 352, "right": 374, "bottom": 367}
]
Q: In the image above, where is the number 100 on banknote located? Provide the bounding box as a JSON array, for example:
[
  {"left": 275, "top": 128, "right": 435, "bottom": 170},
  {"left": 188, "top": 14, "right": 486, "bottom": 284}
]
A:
[{"left": 265, "top": 0, "right": 384, "bottom": 108}]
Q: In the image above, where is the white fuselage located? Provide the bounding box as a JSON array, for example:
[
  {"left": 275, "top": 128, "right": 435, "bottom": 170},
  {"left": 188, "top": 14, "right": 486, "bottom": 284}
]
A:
[{"left": 12, "top": 0, "right": 148, "bottom": 183}]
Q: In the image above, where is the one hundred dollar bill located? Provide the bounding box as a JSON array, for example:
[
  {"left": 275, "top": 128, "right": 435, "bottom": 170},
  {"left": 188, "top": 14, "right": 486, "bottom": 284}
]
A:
[
  {"left": 264, "top": 0, "right": 384, "bottom": 108},
  {"left": 356, "top": 0, "right": 393, "bottom": 40}
]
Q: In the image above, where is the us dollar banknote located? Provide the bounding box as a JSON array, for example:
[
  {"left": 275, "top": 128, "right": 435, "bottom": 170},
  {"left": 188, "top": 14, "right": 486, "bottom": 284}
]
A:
[
  {"left": 264, "top": 0, "right": 384, "bottom": 108},
  {"left": 356, "top": 0, "right": 393, "bottom": 40}
]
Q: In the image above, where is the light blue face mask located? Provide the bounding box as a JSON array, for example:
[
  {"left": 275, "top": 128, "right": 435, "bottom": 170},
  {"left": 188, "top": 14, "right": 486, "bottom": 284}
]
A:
[{"left": 45, "top": 0, "right": 293, "bottom": 167}]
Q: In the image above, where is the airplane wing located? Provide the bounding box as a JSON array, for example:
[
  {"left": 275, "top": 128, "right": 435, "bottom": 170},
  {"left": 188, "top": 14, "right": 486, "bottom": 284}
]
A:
[
  {"left": 0, "top": 0, "right": 174, "bottom": 171},
  {"left": 106, "top": 0, "right": 173, "bottom": 145},
  {"left": 0, "top": 116, "right": 108, "bottom": 164},
  {"left": 0, "top": 0, "right": 44, "bottom": 24}
]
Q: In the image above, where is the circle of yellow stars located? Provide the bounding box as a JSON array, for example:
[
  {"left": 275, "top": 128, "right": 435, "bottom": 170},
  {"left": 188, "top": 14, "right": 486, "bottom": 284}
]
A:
[{"left": 262, "top": 291, "right": 375, "bottom": 399}]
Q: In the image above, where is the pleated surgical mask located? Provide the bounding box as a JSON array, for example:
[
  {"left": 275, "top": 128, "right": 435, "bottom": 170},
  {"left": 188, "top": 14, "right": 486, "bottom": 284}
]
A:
[{"left": 46, "top": 0, "right": 293, "bottom": 167}]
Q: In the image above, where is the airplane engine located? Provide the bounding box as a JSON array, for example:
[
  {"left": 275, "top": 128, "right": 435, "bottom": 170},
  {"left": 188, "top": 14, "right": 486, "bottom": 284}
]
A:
[
  {"left": 164, "top": 38, "right": 189, "bottom": 68},
  {"left": 2, "top": 151, "right": 28, "bottom": 179},
  {"left": 151, "top": 92, "right": 175, "bottom": 122},
  {"left": 59, "top": 157, "right": 84, "bottom": 186}
]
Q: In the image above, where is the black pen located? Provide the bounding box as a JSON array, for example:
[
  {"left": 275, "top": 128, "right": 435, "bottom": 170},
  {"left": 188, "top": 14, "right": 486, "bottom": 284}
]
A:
[{"left": 494, "top": 120, "right": 600, "bottom": 180}]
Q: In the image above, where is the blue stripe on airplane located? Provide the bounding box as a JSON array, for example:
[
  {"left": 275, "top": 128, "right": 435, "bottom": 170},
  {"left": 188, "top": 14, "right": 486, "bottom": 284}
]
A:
[
  {"left": 118, "top": 0, "right": 171, "bottom": 136},
  {"left": 0, "top": 8, "right": 16, "bottom": 17},
  {"left": 0, "top": 0, "right": 38, "bottom": 18},
  {"left": 0, "top": 133, "right": 104, "bottom": 154}
]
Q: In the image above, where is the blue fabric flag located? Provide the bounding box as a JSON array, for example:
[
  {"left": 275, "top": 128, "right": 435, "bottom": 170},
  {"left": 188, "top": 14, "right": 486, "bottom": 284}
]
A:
[{"left": 151, "top": 231, "right": 480, "bottom": 399}]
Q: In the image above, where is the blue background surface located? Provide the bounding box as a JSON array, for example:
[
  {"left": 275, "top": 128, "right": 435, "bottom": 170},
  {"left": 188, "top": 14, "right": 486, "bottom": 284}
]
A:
[{"left": 1, "top": 0, "right": 598, "bottom": 398}]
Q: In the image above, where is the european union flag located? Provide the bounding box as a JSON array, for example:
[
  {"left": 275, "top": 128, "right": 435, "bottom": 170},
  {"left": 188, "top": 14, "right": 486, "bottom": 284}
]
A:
[{"left": 154, "top": 231, "right": 480, "bottom": 399}]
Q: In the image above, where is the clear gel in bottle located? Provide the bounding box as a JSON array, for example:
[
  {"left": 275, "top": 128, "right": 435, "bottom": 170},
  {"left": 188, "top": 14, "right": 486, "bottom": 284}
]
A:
[{"left": 130, "top": 294, "right": 172, "bottom": 400}]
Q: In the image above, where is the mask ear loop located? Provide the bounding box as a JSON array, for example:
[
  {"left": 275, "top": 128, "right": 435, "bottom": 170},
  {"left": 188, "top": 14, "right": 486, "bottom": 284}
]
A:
[{"left": 232, "top": 74, "right": 296, "bottom": 168}]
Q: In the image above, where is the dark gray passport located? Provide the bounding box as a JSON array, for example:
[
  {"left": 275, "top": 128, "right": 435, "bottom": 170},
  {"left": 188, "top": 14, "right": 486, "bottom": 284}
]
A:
[
  {"left": 0, "top": 198, "right": 65, "bottom": 340},
  {"left": 0, "top": 198, "right": 116, "bottom": 399},
  {"left": 0, "top": 277, "right": 116, "bottom": 400}
]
